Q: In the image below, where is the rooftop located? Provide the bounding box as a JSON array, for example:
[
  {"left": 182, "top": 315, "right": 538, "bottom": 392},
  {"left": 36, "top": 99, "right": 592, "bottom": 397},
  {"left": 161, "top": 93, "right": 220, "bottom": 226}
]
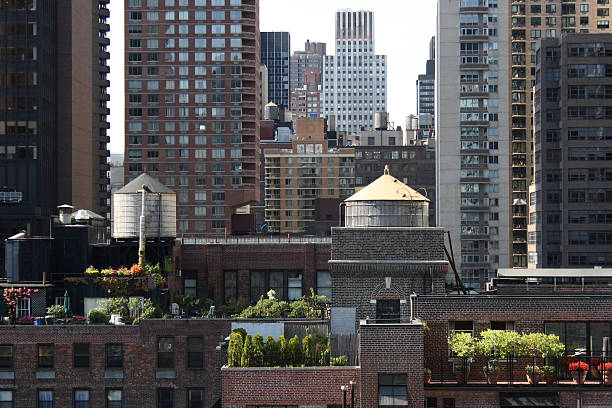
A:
[{"left": 116, "top": 173, "right": 174, "bottom": 194}]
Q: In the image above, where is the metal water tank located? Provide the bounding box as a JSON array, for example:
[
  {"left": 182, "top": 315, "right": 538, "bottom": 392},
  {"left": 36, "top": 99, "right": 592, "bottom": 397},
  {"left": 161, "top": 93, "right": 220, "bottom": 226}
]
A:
[
  {"left": 112, "top": 173, "right": 177, "bottom": 239},
  {"left": 374, "top": 111, "right": 388, "bottom": 130},
  {"left": 344, "top": 166, "right": 429, "bottom": 227}
]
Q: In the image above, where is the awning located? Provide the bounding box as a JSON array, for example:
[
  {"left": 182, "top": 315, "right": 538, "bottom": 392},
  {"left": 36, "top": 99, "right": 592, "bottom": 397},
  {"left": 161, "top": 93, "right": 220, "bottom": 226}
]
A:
[{"left": 499, "top": 392, "right": 559, "bottom": 407}]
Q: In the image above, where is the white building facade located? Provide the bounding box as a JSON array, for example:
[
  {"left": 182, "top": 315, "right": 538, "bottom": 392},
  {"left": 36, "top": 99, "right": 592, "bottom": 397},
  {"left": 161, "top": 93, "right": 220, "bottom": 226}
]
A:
[
  {"left": 323, "top": 10, "right": 387, "bottom": 134},
  {"left": 436, "top": 0, "right": 511, "bottom": 289}
]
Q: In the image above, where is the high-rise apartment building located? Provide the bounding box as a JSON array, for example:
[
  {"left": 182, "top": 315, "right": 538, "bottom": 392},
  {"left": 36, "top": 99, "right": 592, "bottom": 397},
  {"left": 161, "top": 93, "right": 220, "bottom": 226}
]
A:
[
  {"left": 416, "top": 36, "right": 435, "bottom": 118},
  {"left": 124, "top": 0, "right": 260, "bottom": 237},
  {"left": 323, "top": 10, "right": 387, "bottom": 134},
  {"left": 290, "top": 41, "right": 326, "bottom": 127},
  {"left": 0, "top": 0, "right": 111, "bottom": 238},
  {"left": 437, "top": 0, "right": 611, "bottom": 288},
  {"left": 290, "top": 40, "right": 326, "bottom": 92},
  {"left": 530, "top": 33, "right": 612, "bottom": 268},
  {"left": 260, "top": 31, "right": 290, "bottom": 109},
  {"left": 264, "top": 117, "right": 354, "bottom": 234}
]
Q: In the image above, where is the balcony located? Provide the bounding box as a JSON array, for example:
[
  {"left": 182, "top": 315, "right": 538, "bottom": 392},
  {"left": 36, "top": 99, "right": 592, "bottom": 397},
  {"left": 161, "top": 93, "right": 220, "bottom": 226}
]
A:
[{"left": 425, "top": 355, "right": 612, "bottom": 387}]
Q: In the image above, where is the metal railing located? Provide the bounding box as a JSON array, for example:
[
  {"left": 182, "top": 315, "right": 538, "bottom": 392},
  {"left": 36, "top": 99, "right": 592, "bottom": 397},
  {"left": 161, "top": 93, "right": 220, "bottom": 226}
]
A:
[
  {"left": 425, "top": 355, "right": 612, "bottom": 386},
  {"left": 179, "top": 236, "right": 331, "bottom": 245}
]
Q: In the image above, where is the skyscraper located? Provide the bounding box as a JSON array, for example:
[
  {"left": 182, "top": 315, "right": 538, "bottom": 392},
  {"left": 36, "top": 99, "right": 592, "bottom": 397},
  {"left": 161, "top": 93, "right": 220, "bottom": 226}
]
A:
[
  {"left": 0, "top": 0, "right": 110, "bottom": 238},
  {"left": 530, "top": 33, "right": 612, "bottom": 268},
  {"left": 290, "top": 40, "right": 326, "bottom": 92},
  {"left": 437, "top": 0, "right": 611, "bottom": 288},
  {"left": 416, "top": 36, "right": 435, "bottom": 118},
  {"left": 124, "top": 0, "right": 260, "bottom": 237},
  {"left": 260, "top": 32, "right": 290, "bottom": 109},
  {"left": 323, "top": 10, "right": 387, "bottom": 134}
]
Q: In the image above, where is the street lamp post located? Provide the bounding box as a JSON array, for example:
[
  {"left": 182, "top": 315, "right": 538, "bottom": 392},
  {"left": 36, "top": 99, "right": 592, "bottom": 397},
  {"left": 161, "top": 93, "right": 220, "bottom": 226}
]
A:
[
  {"left": 350, "top": 380, "right": 355, "bottom": 408},
  {"left": 341, "top": 386, "right": 347, "bottom": 408}
]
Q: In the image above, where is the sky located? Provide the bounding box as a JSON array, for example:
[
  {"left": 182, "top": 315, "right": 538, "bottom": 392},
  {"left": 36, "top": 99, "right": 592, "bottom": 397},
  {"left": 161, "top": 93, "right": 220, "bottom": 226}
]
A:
[{"left": 108, "top": 0, "right": 437, "bottom": 154}]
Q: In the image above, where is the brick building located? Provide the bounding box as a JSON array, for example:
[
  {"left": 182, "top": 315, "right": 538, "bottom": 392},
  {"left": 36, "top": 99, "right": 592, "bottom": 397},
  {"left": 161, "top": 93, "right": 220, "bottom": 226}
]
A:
[
  {"left": 174, "top": 236, "right": 331, "bottom": 306},
  {"left": 124, "top": 0, "right": 260, "bottom": 237}
]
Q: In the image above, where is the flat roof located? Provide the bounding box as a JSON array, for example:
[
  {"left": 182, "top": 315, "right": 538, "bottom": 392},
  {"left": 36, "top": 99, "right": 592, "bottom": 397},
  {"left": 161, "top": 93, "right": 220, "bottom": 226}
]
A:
[{"left": 498, "top": 268, "right": 612, "bottom": 278}]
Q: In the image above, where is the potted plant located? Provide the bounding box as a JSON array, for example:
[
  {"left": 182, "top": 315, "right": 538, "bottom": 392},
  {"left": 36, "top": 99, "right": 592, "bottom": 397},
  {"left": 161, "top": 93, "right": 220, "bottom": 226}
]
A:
[
  {"left": 474, "top": 330, "right": 522, "bottom": 385},
  {"left": 519, "top": 333, "right": 565, "bottom": 385},
  {"left": 541, "top": 365, "right": 555, "bottom": 384},
  {"left": 448, "top": 331, "right": 474, "bottom": 384},
  {"left": 71, "top": 315, "right": 86, "bottom": 324},
  {"left": 17, "top": 315, "right": 36, "bottom": 325},
  {"left": 598, "top": 362, "right": 612, "bottom": 385},
  {"left": 483, "top": 360, "right": 500, "bottom": 384},
  {"left": 569, "top": 361, "right": 589, "bottom": 384},
  {"left": 424, "top": 368, "right": 432, "bottom": 384},
  {"left": 589, "top": 357, "right": 600, "bottom": 379},
  {"left": 525, "top": 365, "right": 542, "bottom": 384}
]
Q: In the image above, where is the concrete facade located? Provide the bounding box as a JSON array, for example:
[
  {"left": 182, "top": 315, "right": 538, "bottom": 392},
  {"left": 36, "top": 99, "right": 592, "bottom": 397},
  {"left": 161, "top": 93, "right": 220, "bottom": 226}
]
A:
[{"left": 323, "top": 10, "right": 387, "bottom": 134}]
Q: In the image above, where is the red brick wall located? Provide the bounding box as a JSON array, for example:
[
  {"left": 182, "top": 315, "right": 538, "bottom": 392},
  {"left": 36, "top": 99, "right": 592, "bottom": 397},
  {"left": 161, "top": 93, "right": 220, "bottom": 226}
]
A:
[
  {"left": 0, "top": 319, "right": 231, "bottom": 407},
  {"left": 359, "top": 323, "right": 424, "bottom": 408},
  {"left": 221, "top": 366, "right": 359, "bottom": 407},
  {"left": 176, "top": 242, "right": 331, "bottom": 304}
]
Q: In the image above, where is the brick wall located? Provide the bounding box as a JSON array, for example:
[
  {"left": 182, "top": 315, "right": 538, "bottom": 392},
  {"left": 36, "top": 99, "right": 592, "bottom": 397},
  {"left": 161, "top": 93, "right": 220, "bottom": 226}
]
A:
[
  {"left": 359, "top": 322, "right": 424, "bottom": 408},
  {"left": 176, "top": 242, "right": 331, "bottom": 304},
  {"left": 0, "top": 319, "right": 231, "bottom": 407},
  {"left": 331, "top": 227, "right": 446, "bottom": 261},
  {"left": 221, "top": 366, "right": 360, "bottom": 408},
  {"left": 416, "top": 294, "right": 612, "bottom": 357}
]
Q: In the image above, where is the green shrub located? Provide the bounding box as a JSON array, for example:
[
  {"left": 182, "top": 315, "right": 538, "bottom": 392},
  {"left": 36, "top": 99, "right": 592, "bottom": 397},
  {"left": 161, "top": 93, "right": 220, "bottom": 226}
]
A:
[
  {"left": 277, "top": 335, "right": 289, "bottom": 366},
  {"left": 302, "top": 335, "right": 316, "bottom": 366},
  {"left": 238, "top": 296, "right": 289, "bottom": 318},
  {"left": 227, "top": 332, "right": 244, "bottom": 367},
  {"left": 232, "top": 328, "right": 247, "bottom": 342},
  {"left": 132, "top": 304, "right": 162, "bottom": 325},
  {"left": 264, "top": 336, "right": 278, "bottom": 367},
  {"left": 288, "top": 335, "right": 302, "bottom": 366},
  {"left": 288, "top": 299, "right": 309, "bottom": 318},
  {"left": 252, "top": 334, "right": 265, "bottom": 367},
  {"left": 331, "top": 355, "right": 349, "bottom": 366},
  {"left": 87, "top": 308, "right": 110, "bottom": 324},
  {"left": 100, "top": 297, "right": 129, "bottom": 316},
  {"left": 317, "top": 343, "right": 330, "bottom": 366},
  {"left": 241, "top": 334, "right": 254, "bottom": 367},
  {"left": 46, "top": 305, "right": 65, "bottom": 319}
]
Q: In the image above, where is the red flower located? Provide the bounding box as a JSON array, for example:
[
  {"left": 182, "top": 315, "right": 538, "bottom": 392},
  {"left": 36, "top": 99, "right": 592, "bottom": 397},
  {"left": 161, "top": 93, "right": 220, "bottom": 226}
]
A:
[
  {"left": 569, "top": 361, "right": 589, "bottom": 371},
  {"left": 599, "top": 362, "right": 612, "bottom": 371}
]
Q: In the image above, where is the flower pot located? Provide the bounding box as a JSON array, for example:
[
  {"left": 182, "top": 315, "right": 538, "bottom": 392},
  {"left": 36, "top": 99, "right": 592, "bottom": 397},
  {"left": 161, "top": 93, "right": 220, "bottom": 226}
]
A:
[
  {"left": 544, "top": 375, "right": 555, "bottom": 385},
  {"left": 526, "top": 371, "right": 541, "bottom": 385},
  {"left": 590, "top": 366, "right": 600, "bottom": 379},
  {"left": 424, "top": 374, "right": 432, "bottom": 384},
  {"left": 571, "top": 370, "right": 587, "bottom": 385},
  {"left": 483, "top": 368, "right": 499, "bottom": 385},
  {"left": 454, "top": 370, "right": 470, "bottom": 384},
  {"left": 602, "top": 370, "right": 612, "bottom": 385}
]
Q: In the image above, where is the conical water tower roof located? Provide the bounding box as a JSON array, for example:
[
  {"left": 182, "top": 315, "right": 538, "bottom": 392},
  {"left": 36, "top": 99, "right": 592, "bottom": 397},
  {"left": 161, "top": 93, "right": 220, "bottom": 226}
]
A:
[
  {"left": 345, "top": 165, "right": 429, "bottom": 202},
  {"left": 116, "top": 173, "right": 174, "bottom": 194}
]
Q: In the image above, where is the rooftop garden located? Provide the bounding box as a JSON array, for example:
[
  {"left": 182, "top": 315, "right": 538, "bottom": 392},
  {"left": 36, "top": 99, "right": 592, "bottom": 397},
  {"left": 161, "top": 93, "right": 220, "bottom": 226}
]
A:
[{"left": 226, "top": 328, "right": 348, "bottom": 368}]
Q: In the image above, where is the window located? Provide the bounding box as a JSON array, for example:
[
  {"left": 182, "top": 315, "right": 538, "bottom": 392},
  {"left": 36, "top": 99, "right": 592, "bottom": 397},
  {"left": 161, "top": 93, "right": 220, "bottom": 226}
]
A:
[
  {"left": 187, "top": 390, "right": 204, "bottom": 408},
  {"left": 106, "top": 390, "right": 122, "bottom": 408},
  {"left": 38, "top": 391, "right": 53, "bottom": 408},
  {"left": 0, "top": 391, "right": 12, "bottom": 408},
  {"left": 106, "top": 344, "right": 123, "bottom": 369},
  {"left": 443, "top": 399, "right": 456, "bottom": 408},
  {"left": 0, "top": 345, "right": 12, "bottom": 369},
  {"left": 288, "top": 272, "right": 302, "bottom": 300},
  {"left": 187, "top": 337, "right": 204, "bottom": 369},
  {"left": 317, "top": 271, "right": 331, "bottom": 299},
  {"left": 376, "top": 300, "right": 400, "bottom": 323},
  {"left": 73, "top": 344, "right": 90, "bottom": 369},
  {"left": 17, "top": 298, "right": 30, "bottom": 318},
  {"left": 38, "top": 345, "right": 54, "bottom": 368},
  {"left": 225, "top": 271, "right": 238, "bottom": 301},
  {"left": 378, "top": 374, "right": 407, "bottom": 407},
  {"left": 158, "top": 338, "right": 174, "bottom": 369},
  {"left": 74, "top": 390, "right": 89, "bottom": 408},
  {"left": 158, "top": 389, "right": 174, "bottom": 408}
]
